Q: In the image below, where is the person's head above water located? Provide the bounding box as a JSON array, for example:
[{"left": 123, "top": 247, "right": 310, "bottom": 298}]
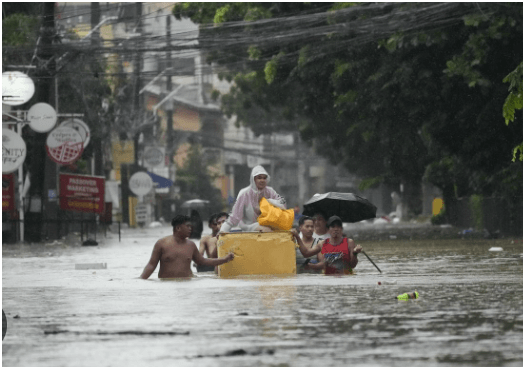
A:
[
  {"left": 250, "top": 165, "right": 270, "bottom": 192},
  {"left": 312, "top": 211, "right": 329, "bottom": 234},
  {"left": 171, "top": 215, "right": 192, "bottom": 237}
]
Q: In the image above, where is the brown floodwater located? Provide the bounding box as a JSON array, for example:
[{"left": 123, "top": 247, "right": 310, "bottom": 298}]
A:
[{"left": 2, "top": 225, "right": 523, "bottom": 366}]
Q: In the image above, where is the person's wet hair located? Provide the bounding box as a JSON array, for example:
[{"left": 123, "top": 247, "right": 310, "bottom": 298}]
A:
[
  {"left": 313, "top": 211, "right": 328, "bottom": 221},
  {"left": 171, "top": 215, "right": 191, "bottom": 228},
  {"left": 216, "top": 212, "right": 229, "bottom": 220},
  {"left": 298, "top": 215, "right": 313, "bottom": 227},
  {"left": 208, "top": 213, "right": 218, "bottom": 226}
]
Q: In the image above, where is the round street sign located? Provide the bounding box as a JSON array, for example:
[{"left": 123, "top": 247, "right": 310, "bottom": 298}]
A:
[
  {"left": 2, "top": 129, "right": 27, "bottom": 174},
  {"left": 129, "top": 172, "right": 153, "bottom": 196},
  {"left": 2, "top": 71, "right": 35, "bottom": 106},
  {"left": 60, "top": 118, "right": 90, "bottom": 148},
  {"left": 143, "top": 147, "right": 165, "bottom": 168},
  {"left": 46, "top": 126, "right": 84, "bottom": 165},
  {"left": 28, "top": 103, "right": 57, "bottom": 133}
]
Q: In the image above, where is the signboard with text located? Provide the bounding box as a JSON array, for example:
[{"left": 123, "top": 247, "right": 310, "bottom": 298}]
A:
[
  {"left": 59, "top": 174, "right": 105, "bottom": 214},
  {"left": 2, "top": 129, "right": 27, "bottom": 173},
  {"left": 46, "top": 126, "right": 84, "bottom": 165}
]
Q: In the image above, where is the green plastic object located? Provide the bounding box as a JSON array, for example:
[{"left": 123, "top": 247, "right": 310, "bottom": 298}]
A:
[{"left": 396, "top": 291, "right": 419, "bottom": 301}]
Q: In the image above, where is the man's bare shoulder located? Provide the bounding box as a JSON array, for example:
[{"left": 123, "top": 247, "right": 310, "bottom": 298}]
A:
[
  {"left": 186, "top": 239, "right": 197, "bottom": 248},
  {"left": 204, "top": 235, "right": 218, "bottom": 245},
  {"left": 155, "top": 235, "right": 174, "bottom": 247},
  {"left": 200, "top": 234, "right": 213, "bottom": 243}
]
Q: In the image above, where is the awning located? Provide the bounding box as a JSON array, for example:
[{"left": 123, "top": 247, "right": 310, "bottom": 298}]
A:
[{"left": 147, "top": 171, "right": 173, "bottom": 188}]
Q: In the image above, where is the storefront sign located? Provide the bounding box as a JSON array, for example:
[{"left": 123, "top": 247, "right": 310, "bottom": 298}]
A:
[
  {"left": 111, "top": 141, "right": 135, "bottom": 181},
  {"left": 2, "top": 129, "right": 27, "bottom": 173},
  {"left": 60, "top": 118, "right": 90, "bottom": 148},
  {"left": 129, "top": 171, "right": 153, "bottom": 196},
  {"left": 28, "top": 102, "right": 57, "bottom": 133},
  {"left": 2, "top": 71, "right": 35, "bottom": 106},
  {"left": 46, "top": 126, "right": 84, "bottom": 165},
  {"left": 143, "top": 146, "right": 165, "bottom": 168},
  {"left": 2, "top": 174, "right": 15, "bottom": 212},
  {"left": 134, "top": 204, "right": 148, "bottom": 223},
  {"left": 59, "top": 174, "right": 105, "bottom": 214}
]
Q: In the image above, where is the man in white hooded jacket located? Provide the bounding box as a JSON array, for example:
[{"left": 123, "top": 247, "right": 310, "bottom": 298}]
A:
[{"left": 219, "top": 165, "right": 287, "bottom": 233}]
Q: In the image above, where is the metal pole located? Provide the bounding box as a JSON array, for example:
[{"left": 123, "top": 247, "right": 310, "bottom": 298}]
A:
[
  {"left": 16, "top": 122, "right": 25, "bottom": 242},
  {"left": 362, "top": 251, "right": 382, "bottom": 273}
]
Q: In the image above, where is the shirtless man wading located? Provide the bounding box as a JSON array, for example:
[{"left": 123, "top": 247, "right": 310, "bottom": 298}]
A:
[{"left": 140, "top": 215, "right": 234, "bottom": 279}]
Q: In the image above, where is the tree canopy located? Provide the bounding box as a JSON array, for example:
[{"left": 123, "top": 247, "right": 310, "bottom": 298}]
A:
[{"left": 173, "top": 2, "right": 523, "bottom": 213}]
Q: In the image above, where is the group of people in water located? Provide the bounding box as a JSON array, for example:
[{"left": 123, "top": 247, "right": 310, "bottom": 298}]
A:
[{"left": 140, "top": 165, "right": 363, "bottom": 279}]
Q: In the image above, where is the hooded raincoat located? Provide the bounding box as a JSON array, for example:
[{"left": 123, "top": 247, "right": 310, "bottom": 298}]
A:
[{"left": 220, "top": 165, "right": 286, "bottom": 232}]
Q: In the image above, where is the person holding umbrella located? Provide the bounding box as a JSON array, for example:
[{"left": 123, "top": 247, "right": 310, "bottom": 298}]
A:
[{"left": 292, "top": 216, "right": 362, "bottom": 275}]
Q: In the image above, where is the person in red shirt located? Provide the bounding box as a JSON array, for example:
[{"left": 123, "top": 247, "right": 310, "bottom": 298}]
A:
[{"left": 292, "top": 215, "right": 362, "bottom": 275}]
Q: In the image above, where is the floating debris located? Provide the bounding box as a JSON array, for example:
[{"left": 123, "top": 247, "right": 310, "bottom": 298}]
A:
[{"left": 396, "top": 291, "right": 419, "bottom": 300}]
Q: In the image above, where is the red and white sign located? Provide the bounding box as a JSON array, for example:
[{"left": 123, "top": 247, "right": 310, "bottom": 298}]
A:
[
  {"left": 46, "top": 126, "right": 84, "bottom": 165},
  {"left": 2, "top": 174, "right": 15, "bottom": 212},
  {"left": 59, "top": 174, "right": 105, "bottom": 214},
  {"left": 60, "top": 118, "right": 90, "bottom": 148}
]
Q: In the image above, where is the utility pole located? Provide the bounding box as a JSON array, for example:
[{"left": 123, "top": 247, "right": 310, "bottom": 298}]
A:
[
  {"left": 26, "top": 2, "right": 58, "bottom": 241},
  {"left": 132, "top": 2, "right": 143, "bottom": 165},
  {"left": 91, "top": 2, "right": 103, "bottom": 176},
  {"left": 132, "top": 2, "right": 142, "bottom": 113},
  {"left": 166, "top": 14, "right": 175, "bottom": 194}
]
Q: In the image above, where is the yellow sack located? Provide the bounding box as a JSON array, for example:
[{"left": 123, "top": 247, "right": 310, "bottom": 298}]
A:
[{"left": 257, "top": 197, "right": 295, "bottom": 231}]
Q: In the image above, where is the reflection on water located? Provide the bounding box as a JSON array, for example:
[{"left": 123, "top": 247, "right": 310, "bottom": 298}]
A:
[{"left": 2, "top": 227, "right": 523, "bottom": 366}]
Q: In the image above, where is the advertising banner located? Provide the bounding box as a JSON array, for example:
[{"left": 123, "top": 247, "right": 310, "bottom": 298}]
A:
[
  {"left": 59, "top": 174, "right": 105, "bottom": 214},
  {"left": 2, "top": 174, "right": 15, "bottom": 212}
]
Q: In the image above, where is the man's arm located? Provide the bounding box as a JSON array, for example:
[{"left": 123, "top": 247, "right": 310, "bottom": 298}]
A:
[
  {"left": 192, "top": 245, "right": 234, "bottom": 266},
  {"left": 305, "top": 250, "right": 326, "bottom": 270},
  {"left": 291, "top": 229, "right": 321, "bottom": 257},
  {"left": 348, "top": 238, "right": 362, "bottom": 269},
  {"left": 199, "top": 235, "right": 211, "bottom": 257},
  {"left": 140, "top": 241, "right": 162, "bottom": 279}
]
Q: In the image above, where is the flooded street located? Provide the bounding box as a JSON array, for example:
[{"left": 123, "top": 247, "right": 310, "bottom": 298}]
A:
[{"left": 2, "top": 224, "right": 523, "bottom": 366}]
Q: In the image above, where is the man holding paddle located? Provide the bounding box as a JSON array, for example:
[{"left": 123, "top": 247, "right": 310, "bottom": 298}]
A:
[
  {"left": 292, "top": 215, "right": 362, "bottom": 275},
  {"left": 140, "top": 215, "right": 234, "bottom": 279}
]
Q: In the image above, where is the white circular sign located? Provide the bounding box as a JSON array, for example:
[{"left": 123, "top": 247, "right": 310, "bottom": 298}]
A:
[
  {"left": 129, "top": 171, "right": 153, "bottom": 196},
  {"left": 2, "top": 129, "right": 27, "bottom": 173},
  {"left": 60, "top": 118, "right": 90, "bottom": 148},
  {"left": 46, "top": 126, "right": 84, "bottom": 165},
  {"left": 143, "top": 147, "right": 164, "bottom": 167},
  {"left": 2, "top": 71, "right": 35, "bottom": 106},
  {"left": 28, "top": 103, "right": 57, "bottom": 133}
]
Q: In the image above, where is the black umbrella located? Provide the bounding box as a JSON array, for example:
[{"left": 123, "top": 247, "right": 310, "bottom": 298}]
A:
[
  {"left": 303, "top": 192, "right": 377, "bottom": 223},
  {"left": 302, "top": 192, "right": 381, "bottom": 273}
]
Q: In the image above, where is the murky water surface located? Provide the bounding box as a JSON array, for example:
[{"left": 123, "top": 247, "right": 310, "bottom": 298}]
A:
[{"left": 3, "top": 225, "right": 523, "bottom": 366}]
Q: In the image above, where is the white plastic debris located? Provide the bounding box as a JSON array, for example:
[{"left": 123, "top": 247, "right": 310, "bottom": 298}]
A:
[
  {"left": 488, "top": 247, "right": 503, "bottom": 252},
  {"left": 373, "top": 217, "right": 388, "bottom": 225}
]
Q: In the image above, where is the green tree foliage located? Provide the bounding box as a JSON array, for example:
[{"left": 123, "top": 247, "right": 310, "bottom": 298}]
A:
[
  {"left": 174, "top": 3, "right": 522, "bottom": 214},
  {"left": 175, "top": 145, "right": 225, "bottom": 214},
  {"left": 502, "top": 62, "right": 523, "bottom": 162},
  {"left": 2, "top": 13, "right": 39, "bottom": 66}
]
